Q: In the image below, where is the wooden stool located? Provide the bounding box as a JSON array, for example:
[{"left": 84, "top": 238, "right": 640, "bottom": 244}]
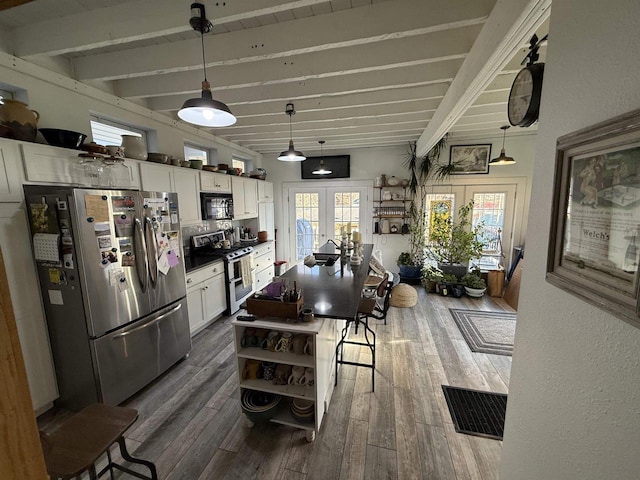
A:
[{"left": 40, "top": 403, "right": 157, "bottom": 480}]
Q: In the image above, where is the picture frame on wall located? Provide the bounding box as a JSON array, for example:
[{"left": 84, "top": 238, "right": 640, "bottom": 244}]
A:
[
  {"left": 547, "top": 107, "right": 640, "bottom": 329},
  {"left": 449, "top": 144, "right": 492, "bottom": 174}
]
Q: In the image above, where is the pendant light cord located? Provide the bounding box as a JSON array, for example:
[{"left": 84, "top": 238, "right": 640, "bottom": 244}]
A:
[{"left": 200, "top": 30, "right": 207, "bottom": 82}]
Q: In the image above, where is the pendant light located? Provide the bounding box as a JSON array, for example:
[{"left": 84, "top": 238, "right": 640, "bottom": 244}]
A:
[
  {"left": 178, "top": 3, "right": 236, "bottom": 128},
  {"left": 278, "top": 102, "right": 306, "bottom": 161},
  {"left": 312, "top": 140, "right": 332, "bottom": 175},
  {"left": 489, "top": 125, "right": 516, "bottom": 165}
]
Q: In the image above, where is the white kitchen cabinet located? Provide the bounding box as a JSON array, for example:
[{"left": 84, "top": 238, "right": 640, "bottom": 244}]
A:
[
  {"left": 200, "top": 171, "right": 232, "bottom": 193},
  {"left": 253, "top": 242, "right": 275, "bottom": 291},
  {"left": 257, "top": 181, "right": 274, "bottom": 202},
  {"left": 258, "top": 202, "right": 275, "bottom": 241},
  {"left": 185, "top": 261, "right": 226, "bottom": 335},
  {"left": 0, "top": 139, "right": 24, "bottom": 202},
  {"left": 20, "top": 142, "right": 139, "bottom": 189},
  {"left": 0, "top": 203, "right": 58, "bottom": 412},
  {"left": 173, "top": 168, "right": 201, "bottom": 224},
  {"left": 140, "top": 163, "right": 200, "bottom": 225},
  {"left": 231, "top": 316, "right": 336, "bottom": 442},
  {"left": 232, "top": 176, "right": 258, "bottom": 220}
]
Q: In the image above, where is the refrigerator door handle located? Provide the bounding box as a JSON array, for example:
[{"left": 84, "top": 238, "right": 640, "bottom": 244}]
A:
[
  {"left": 134, "top": 217, "right": 149, "bottom": 292},
  {"left": 112, "top": 303, "right": 182, "bottom": 339},
  {"left": 145, "top": 216, "right": 159, "bottom": 288}
]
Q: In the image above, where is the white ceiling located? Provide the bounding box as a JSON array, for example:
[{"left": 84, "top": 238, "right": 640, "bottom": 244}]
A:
[{"left": 0, "top": 0, "right": 549, "bottom": 157}]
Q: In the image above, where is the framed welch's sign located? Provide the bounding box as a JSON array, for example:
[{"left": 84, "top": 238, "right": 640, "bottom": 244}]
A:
[{"left": 547, "top": 107, "right": 640, "bottom": 328}]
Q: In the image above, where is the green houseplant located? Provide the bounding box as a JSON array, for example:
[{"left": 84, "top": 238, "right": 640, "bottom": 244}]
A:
[
  {"left": 397, "top": 137, "right": 449, "bottom": 282},
  {"left": 427, "top": 200, "right": 486, "bottom": 279},
  {"left": 461, "top": 268, "right": 487, "bottom": 297}
]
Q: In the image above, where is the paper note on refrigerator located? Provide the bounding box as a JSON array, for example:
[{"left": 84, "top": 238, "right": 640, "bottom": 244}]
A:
[
  {"left": 33, "top": 233, "right": 60, "bottom": 262},
  {"left": 85, "top": 195, "right": 109, "bottom": 222},
  {"left": 157, "top": 251, "right": 170, "bottom": 275}
]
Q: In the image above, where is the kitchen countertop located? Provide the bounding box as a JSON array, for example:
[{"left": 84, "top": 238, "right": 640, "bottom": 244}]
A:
[
  {"left": 184, "top": 254, "right": 224, "bottom": 273},
  {"left": 279, "top": 244, "right": 372, "bottom": 320}
]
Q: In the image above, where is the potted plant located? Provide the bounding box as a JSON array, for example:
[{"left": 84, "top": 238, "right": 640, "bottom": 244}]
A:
[
  {"left": 461, "top": 268, "right": 487, "bottom": 298},
  {"left": 438, "top": 273, "right": 464, "bottom": 297},
  {"left": 397, "top": 250, "right": 423, "bottom": 284},
  {"left": 422, "top": 264, "right": 444, "bottom": 292},
  {"left": 399, "top": 137, "right": 450, "bottom": 282},
  {"left": 426, "top": 200, "right": 486, "bottom": 279}
]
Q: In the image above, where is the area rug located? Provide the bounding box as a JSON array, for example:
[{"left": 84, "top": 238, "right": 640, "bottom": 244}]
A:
[
  {"left": 442, "top": 385, "right": 507, "bottom": 440},
  {"left": 448, "top": 308, "right": 516, "bottom": 356}
]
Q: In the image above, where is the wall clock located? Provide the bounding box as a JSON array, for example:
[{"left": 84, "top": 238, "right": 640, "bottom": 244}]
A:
[
  {"left": 508, "top": 63, "right": 544, "bottom": 127},
  {"left": 507, "top": 33, "right": 548, "bottom": 128}
]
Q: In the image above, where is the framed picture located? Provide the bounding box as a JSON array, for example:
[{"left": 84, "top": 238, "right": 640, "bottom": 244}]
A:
[
  {"left": 547, "top": 107, "right": 640, "bottom": 328},
  {"left": 449, "top": 144, "right": 492, "bottom": 174}
]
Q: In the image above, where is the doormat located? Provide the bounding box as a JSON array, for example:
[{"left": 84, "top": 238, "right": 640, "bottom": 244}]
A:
[
  {"left": 442, "top": 385, "right": 507, "bottom": 440},
  {"left": 449, "top": 309, "right": 516, "bottom": 356}
]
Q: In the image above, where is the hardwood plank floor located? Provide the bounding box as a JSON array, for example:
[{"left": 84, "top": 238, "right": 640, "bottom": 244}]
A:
[{"left": 38, "top": 288, "right": 513, "bottom": 479}]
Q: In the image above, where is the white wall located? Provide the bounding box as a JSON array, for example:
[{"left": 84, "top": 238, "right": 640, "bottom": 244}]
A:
[
  {"left": 500, "top": 2, "right": 640, "bottom": 479},
  {"left": 264, "top": 133, "right": 536, "bottom": 270},
  {"left": 0, "top": 52, "right": 260, "bottom": 166}
]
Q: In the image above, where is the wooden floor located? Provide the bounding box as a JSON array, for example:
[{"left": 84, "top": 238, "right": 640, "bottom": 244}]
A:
[{"left": 39, "top": 288, "right": 514, "bottom": 480}]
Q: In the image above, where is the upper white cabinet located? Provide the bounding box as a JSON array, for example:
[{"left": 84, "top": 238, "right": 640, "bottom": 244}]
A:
[
  {"left": 258, "top": 202, "right": 275, "bottom": 240},
  {"left": 200, "top": 171, "right": 232, "bottom": 193},
  {"left": 257, "top": 181, "right": 274, "bottom": 202},
  {"left": 0, "top": 139, "right": 24, "bottom": 202},
  {"left": 232, "top": 176, "right": 258, "bottom": 220},
  {"left": 139, "top": 163, "right": 200, "bottom": 225}
]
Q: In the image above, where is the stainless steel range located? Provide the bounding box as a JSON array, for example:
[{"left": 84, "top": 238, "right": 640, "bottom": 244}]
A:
[{"left": 191, "top": 231, "right": 255, "bottom": 314}]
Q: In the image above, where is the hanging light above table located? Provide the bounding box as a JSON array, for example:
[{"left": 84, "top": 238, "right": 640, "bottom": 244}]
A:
[
  {"left": 312, "top": 140, "right": 332, "bottom": 175},
  {"left": 489, "top": 125, "right": 516, "bottom": 165},
  {"left": 177, "top": 3, "right": 236, "bottom": 128},
  {"left": 277, "top": 102, "right": 305, "bottom": 162}
]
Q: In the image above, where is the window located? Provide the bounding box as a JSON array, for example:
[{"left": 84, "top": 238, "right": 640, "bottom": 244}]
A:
[
  {"left": 0, "top": 89, "right": 13, "bottom": 103},
  {"left": 232, "top": 158, "right": 246, "bottom": 173},
  {"left": 90, "top": 116, "right": 147, "bottom": 147},
  {"left": 184, "top": 144, "right": 209, "bottom": 164}
]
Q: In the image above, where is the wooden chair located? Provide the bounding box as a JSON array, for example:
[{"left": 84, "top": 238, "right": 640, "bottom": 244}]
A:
[{"left": 40, "top": 403, "right": 157, "bottom": 480}]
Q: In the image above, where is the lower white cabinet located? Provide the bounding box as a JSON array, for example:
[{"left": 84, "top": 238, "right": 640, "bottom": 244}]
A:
[
  {"left": 185, "top": 261, "right": 226, "bottom": 335},
  {"left": 253, "top": 242, "right": 275, "bottom": 291},
  {"left": 231, "top": 316, "right": 335, "bottom": 442}
]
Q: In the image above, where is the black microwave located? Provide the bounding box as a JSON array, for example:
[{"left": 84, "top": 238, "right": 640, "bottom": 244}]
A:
[{"left": 200, "top": 192, "right": 234, "bottom": 220}]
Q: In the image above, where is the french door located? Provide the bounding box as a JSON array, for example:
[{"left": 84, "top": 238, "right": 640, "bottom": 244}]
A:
[
  {"left": 287, "top": 185, "right": 369, "bottom": 262},
  {"left": 424, "top": 181, "right": 521, "bottom": 268}
]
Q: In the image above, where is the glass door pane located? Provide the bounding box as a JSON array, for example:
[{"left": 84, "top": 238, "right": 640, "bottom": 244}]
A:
[
  {"left": 329, "top": 189, "right": 364, "bottom": 242},
  {"left": 293, "top": 191, "right": 322, "bottom": 261}
]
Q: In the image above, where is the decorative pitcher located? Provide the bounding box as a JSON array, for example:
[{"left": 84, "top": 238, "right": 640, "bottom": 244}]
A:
[
  {"left": 120, "top": 134, "right": 147, "bottom": 160},
  {"left": 0, "top": 99, "right": 40, "bottom": 142}
]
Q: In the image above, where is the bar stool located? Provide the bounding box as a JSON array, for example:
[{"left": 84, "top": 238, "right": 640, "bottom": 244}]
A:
[
  {"left": 335, "top": 273, "right": 393, "bottom": 392},
  {"left": 40, "top": 403, "right": 158, "bottom": 480}
]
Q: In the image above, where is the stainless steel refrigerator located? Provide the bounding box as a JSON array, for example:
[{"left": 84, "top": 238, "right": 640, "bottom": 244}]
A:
[{"left": 24, "top": 185, "right": 190, "bottom": 410}]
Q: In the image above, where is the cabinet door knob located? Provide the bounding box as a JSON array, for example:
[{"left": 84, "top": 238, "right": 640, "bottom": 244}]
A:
[{"left": 187, "top": 279, "right": 193, "bottom": 284}]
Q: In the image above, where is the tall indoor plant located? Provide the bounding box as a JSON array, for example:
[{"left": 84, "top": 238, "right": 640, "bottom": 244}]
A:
[{"left": 396, "top": 137, "right": 450, "bottom": 281}]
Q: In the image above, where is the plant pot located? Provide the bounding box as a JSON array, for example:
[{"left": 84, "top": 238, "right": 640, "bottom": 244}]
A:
[
  {"left": 438, "top": 263, "right": 468, "bottom": 280},
  {"left": 121, "top": 134, "right": 147, "bottom": 160},
  {"left": 0, "top": 99, "right": 40, "bottom": 142},
  {"left": 399, "top": 264, "right": 422, "bottom": 280},
  {"left": 464, "top": 286, "right": 486, "bottom": 298}
]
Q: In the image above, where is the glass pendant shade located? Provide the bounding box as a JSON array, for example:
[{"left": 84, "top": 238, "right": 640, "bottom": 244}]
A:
[
  {"left": 489, "top": 125, "right": 516, "bottom": 165},
  {"left": 278, "top": 140, "right": 306, "bottom": 161},
  {"left": 178, "top": 81, "right": 236, "bottom": 127}
]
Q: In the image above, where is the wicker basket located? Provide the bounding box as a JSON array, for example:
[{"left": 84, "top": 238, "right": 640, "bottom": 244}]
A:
[{"left": 390, "top": 283, "right": 417, "bottom": 308}]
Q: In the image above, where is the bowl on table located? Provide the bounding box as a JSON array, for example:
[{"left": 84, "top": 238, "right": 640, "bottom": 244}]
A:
[{"left": 39, "top": 128, "right": 87, "bottom": 149}]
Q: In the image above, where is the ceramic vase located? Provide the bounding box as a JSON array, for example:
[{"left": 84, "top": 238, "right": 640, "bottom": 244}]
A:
[
  {"left": 0, "top": 99, "right": 40, "bottom": 142},
  {"left": 121, "top": 134, "right": 147, "bottom": 160}
]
